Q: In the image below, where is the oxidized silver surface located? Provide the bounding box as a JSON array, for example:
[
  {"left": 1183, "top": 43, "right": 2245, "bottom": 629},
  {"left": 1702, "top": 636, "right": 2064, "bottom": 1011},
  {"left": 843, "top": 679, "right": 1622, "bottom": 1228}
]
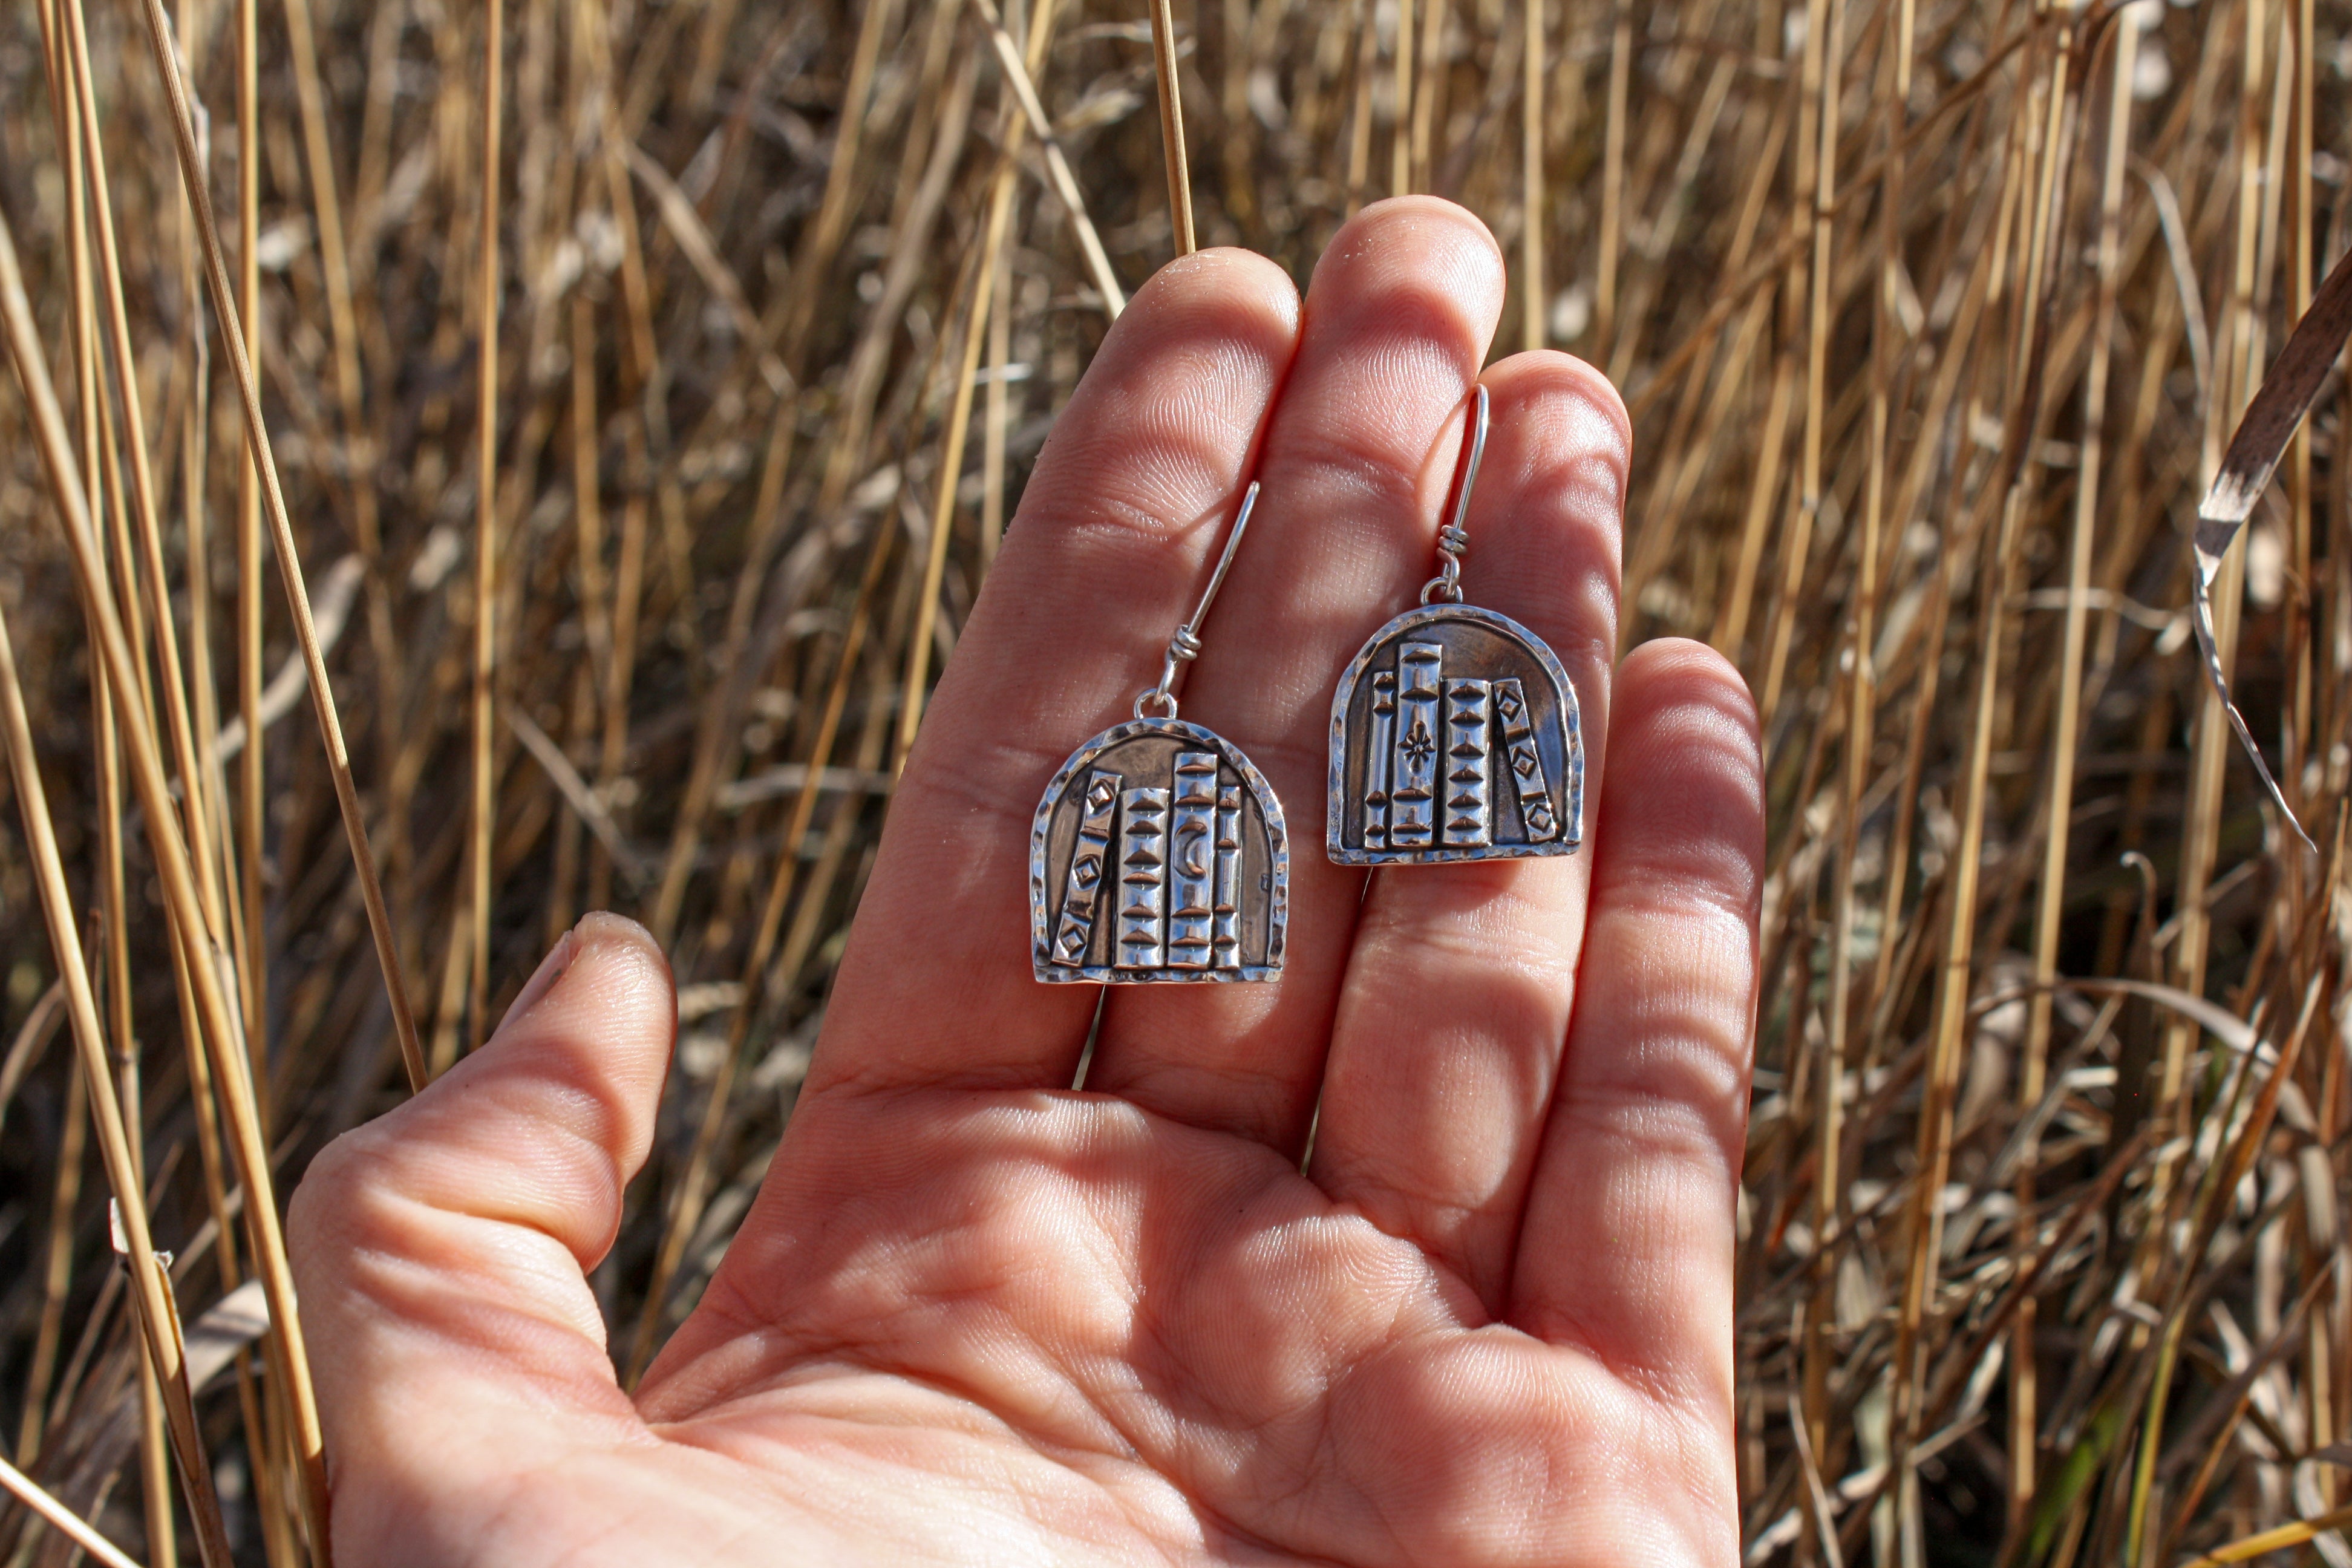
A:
[
  {"left": 1031, "top": 717, "right": 1287, "bottom": 982},
  {"left": 1327, "top": 603, "right": 1583, "bottom": 866}
]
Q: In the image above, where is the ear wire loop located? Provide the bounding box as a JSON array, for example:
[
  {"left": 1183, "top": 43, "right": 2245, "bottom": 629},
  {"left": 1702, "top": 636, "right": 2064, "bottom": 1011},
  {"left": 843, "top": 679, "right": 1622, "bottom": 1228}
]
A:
[{"left": 1135, "top": 480, "right": 1261, "bottom": 719}]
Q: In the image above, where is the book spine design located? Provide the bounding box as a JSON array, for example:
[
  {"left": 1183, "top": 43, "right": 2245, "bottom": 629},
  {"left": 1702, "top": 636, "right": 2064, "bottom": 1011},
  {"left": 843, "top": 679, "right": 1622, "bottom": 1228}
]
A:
[
  {"left": 1388, "top": 642, "right": 1443, "bottom": 849},
  {"left": 1166, "top": 753, "right": 1219, "bottom": 969},
  {"left": 1361, "top": 670, "right": 1396, "bottom": 849},
  {"left": 1114, "top": 787, "right": 1170, "bottom": 969},
  {"left": 1492, "top": 678, "right": 1560, "bottom": 843},
  {"left": 1213, "top": 785, "right": 1243, "bottom": 968},
  {"left": 1441, "top": 678, "right": 1491, "bottom": 847},
  {"left": 1050, "top": 769, "right": 1123, "bottom": 966}
]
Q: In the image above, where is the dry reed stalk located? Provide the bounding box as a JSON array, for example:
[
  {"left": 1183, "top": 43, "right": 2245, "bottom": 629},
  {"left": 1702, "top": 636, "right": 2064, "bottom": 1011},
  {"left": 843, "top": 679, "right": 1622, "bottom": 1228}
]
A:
[
  {"left": 625, "top": 518, "right": 896, "bottom": 1383},
  {"left": 900, "top": 0, "right": 1063, "bottom": 768},
  {"left": 0, "top": 191, "right": 332, "bottom": 1561},
  {"left": 1521, "top": 0, "right": 1544, "bottom": 352},
  {"left": 1711, "top": 331, "right": 1790, "bottom": 662},
  {"left": 980, "top": 220, "right": 1018, "bottom": 568},
  {"left": 2298, "top": 131, "right": 2340, "bottom": 1516},
  {"left": 0, "top": 598, "right": 235, "bottom": 1568},
  {"left": 1390, "top": 0, "right": 1415, "bottom": 196},
  {"left": 63, "top": 0, "right": 230, "bottom": 966},
  {"left": 130, "top": 0, "right": 425, "bottom": 1102},
  {"left": 1755, "top": 0, "right": 1838, "bottom": 736},
  {"left": 237, "top": 0, "right": 269, "bottom": 1113},
  {"left": 114, "top": 1012, "right": 175, "bottom": 1568},
  {"left": 1768, "top": 0, "right": 1834, "bottom": 738},
  {"left": 569, "top": 292, "right": 613, "bottom": 795},
  {"left": 2013, "top": 7, "right": 2137, "bottom": 1528},
  {"left": 1345, "top": 0, "right": 1376, "bottom": 211},
  {"left": 1886, "top": 24, "right": 2078, "bottom": 1555},
  {"left": 17, "top": 0, "right": 91, "bottom": 1485},
  {"left": 1149, "top": 0, "right": 1195, "bottom": 255},
  {"left": 1407, "top": 0, "right": 1446, "bottom": 192},
  {"left": 0, "top": 1448, "right": 146, "bottom": 1568},
  {"left": 1805, "top": 0, "right": 1896, "bottom": 1544},
  {"left": 2283, "top": 0, "right": 2316, "bottom": 811},
  {"left": 967, "top": 0, "right": 1126, "bottom": 316},
  {"left": 776, "top": 0, "right": 903, "bottom": 372},
  {"left": 281, "top": 0, "right": 408, "bottom": 959},
  {"left": 18, "top": 1058, "right": 82, "bottom": 1468},
  {"left": 1595, "top": 8, "right": 1630, "bottom": 351},
  {"left": 175, "top": 234, "right": 237, "bottom": 1109},
  {"left": 2181, "top": 1499, "right": 2352, "bottom": 1567},
  {"left": 472, "top": 0, "right": 508, "bottom": 1059},
  {"left": 131, "top": 1356, "right": 172, "bottom": 1568}
]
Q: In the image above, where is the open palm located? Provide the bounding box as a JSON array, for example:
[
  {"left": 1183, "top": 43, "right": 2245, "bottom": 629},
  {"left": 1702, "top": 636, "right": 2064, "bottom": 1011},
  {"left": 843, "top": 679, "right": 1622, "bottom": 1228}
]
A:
[{"left": 290, "top": 198, "right": 1765, "bottom": 1566}]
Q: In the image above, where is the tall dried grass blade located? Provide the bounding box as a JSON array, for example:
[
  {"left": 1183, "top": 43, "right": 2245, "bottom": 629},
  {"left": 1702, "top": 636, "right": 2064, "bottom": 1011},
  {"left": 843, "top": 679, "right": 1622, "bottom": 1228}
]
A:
[
  {"left": 968, "top": 0, "right": 1125, "bottom": 316},
  {"left": 2014, "top": 7, "right": 2137, "bottom": 1526},
  {"left": 236, "top": 0, "right": 269, "bottom": 1106},
  {"left": 2181, "top": 1501, "right": 2352, "bottom": 1566},
  {"left": 0, "top": 1448, "right": 146, "bottom": 1568},
  {"left": 472, "top": 0, "right": 508, "bottom": 1056},
  {"left": 128, "top": 0, "right": 426, "bottom": 1098},
  {"left": 0, "top": 191, "right": 332, "bottom": 1564},
  {"left": 1521, "top": 0, "right": 1543, "bottom": 351},
  {"left": 0, "top": 600, "right": 235, "bottom": 1568},
  {"left": 626, "top": 519, "right": 897, "bottom": 1383},
  {"left": 1149, "top": 0, "right": 1195, "bottom": 255}
]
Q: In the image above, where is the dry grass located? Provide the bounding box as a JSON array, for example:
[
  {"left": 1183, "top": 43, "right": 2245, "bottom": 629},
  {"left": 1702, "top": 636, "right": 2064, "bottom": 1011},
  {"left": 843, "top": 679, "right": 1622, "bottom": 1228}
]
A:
[{"left": 0, "top": 0, "right": 2348, "bottom": 1563}]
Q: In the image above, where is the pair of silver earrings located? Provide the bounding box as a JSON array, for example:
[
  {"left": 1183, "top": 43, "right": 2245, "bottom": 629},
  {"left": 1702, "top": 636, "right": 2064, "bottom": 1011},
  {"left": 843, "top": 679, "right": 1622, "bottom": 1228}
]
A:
[{"left": 1028, "top": 386, "right": 1585, "bottom": 985}]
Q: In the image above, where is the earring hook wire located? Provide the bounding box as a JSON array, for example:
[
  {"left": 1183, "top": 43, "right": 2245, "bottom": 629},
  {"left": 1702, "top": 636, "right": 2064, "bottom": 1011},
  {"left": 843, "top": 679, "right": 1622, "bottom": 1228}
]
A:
[
  {"left": 1421, "top": 382, "right": 1490, "bottom": 605},
  {"left": 1136, "top": 480, "right": 1261, "bottom": 719}
]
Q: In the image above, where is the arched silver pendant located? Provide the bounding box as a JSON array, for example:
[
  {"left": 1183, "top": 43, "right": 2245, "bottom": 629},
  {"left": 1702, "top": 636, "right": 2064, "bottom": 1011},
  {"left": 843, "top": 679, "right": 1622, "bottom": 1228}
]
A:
[
  {"left": 1327, "top": 601, "right": 1583, "bottom": 865},
  {"left": 1030, "top": 717, "right": 1287, "bottom": 982}
]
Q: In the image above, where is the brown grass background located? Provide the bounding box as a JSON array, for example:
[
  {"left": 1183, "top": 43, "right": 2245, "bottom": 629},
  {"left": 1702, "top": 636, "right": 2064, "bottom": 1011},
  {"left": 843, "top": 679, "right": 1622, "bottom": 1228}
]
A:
[{"left": 0, "top": 0, "right": 2348, "bottom": 1563}]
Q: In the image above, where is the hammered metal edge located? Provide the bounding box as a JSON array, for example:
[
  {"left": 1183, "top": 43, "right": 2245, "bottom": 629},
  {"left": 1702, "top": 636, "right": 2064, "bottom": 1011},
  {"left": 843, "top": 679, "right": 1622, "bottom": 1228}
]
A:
[
  {"left": 1029, "top": 717, "right": 1290, "bottom": 984},
  {"left": 1324, "top": 603, "right": 1586, "bottom": 866}
]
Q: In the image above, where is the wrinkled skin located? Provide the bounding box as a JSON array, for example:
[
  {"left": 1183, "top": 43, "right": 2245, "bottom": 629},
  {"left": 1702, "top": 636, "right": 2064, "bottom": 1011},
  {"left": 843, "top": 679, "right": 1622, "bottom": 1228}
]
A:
[{"left": 290, "top": 198, "right": 1765, "bottom": 1566}]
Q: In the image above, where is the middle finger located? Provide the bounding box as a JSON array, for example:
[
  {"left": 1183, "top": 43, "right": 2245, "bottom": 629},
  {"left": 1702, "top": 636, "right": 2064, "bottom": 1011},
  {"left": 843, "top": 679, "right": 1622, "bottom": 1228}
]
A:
[{"left": 1082, "top": 197, "right": 1504, "bottom": 1151}]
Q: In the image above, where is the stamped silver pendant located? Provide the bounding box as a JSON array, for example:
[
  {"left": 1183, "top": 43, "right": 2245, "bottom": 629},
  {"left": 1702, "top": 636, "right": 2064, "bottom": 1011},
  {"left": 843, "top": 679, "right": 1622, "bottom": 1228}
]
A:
[
  {"left": 1030, "top": 717, "right": 1287, "bottom": 981},
  {"left": 1328, "top": 602, "right": 1582, "bottom": 864},
  {"left": 1031, "top": 485, "right": 1288, "bottom": 983},
  {"left": 1328, "top": 386, "right": 1586, "bottom": 866}
]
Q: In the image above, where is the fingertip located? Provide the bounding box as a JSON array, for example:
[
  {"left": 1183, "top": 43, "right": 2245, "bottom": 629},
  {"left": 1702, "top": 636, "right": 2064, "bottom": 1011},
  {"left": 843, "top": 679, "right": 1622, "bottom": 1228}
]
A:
[
  {"left": 292, "top": 912, "right": 678, "bottom": 1278},
  {"left": 1459, "top": 353, "right": 1635, "bottom": 678},
  {"left": 1617, "top": 638, "right": 1760, "bottom": 746},
  {"left": 1325, "top": 195, "right": 1507, "bottom": 284},
  {"left": 545, "top": 912, "right": 678, "bottom": 1058},
  {"left": 1480, "top": 350, "right": 1633, "bottom": 480},
  {"left": 1139, "top": 244, "right": 1302, "bottom": 335},
  {"left": 470, "top": 909, "right": 678, "bottom": 1187},
  {"left": 1305, "top": 197, "right": 1507, "bottom": 357},
  {"left": 1012, "top": 247, "right": 1300, "bottom": 563},
  {"left": 1090, "top": 244, "right": 1301, "bottom": 397}
]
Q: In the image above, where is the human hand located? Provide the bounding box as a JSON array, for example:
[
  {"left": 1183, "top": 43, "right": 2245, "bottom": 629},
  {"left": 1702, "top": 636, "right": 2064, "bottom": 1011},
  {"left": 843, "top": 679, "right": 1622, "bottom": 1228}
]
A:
[{"left": 290, "top": 197, "right": 1765, "bottom": 1566}]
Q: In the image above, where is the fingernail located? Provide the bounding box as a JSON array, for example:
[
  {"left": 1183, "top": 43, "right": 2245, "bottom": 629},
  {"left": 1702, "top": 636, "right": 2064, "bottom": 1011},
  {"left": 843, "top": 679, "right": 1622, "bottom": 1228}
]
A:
[{"left": 497, "top": 927, "right": 577, "bottom": 1035}]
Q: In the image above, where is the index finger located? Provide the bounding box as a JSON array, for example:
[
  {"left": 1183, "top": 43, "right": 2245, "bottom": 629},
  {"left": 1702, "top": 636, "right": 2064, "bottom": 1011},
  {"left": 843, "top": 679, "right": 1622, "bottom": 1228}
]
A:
[{"left": 806, "top": 250, "right": 1302, "bottom": 1099}]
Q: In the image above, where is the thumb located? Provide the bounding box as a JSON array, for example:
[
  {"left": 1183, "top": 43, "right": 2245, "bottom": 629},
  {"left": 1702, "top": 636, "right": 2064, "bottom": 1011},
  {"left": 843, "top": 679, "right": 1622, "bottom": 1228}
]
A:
[{"left": 289, "top": 913, "right": 674, "bottom": 1486}]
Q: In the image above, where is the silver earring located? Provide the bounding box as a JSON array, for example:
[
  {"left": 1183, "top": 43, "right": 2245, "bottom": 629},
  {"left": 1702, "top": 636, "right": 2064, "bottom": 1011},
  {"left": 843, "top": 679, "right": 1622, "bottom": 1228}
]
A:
[
  {"left": 1030, "top": 483, "right": 1289, "bottom": 983},
  {"left": 1328, "top": 385, "right": 1584, "bottom": 865}
]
